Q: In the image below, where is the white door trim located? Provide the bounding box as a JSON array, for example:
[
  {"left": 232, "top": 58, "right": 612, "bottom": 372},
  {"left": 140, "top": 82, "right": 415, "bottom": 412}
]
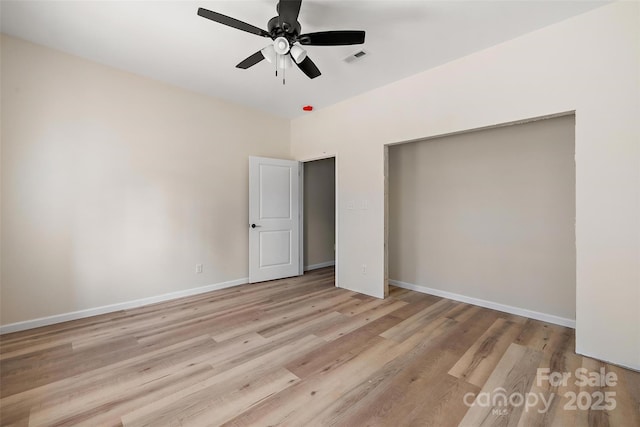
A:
[{"left": 298, "top": 161, "right": 305, "bottom": 276}]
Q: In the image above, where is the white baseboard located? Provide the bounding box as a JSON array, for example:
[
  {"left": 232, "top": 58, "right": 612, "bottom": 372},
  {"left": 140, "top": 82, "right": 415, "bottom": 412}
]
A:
[
  {"left": 389, "top": 279, "right": 576, "bottom": 329},
  {"left": 575, "top": 349, "right": 640, "bottom": 373},
  {"left": 0, "top": 277, "right": 248, "bottom": 335},
  {"left": 304, "top": 260, "right": 335, "bottom": 271}
]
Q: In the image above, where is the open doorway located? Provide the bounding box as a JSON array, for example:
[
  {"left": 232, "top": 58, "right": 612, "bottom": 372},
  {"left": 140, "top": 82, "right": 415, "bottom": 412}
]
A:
[
  {"left": 303, "top": 157, "right": 336, "bottom": 271},
  {"left": 386, "top": 114, "right": 576, "bottom": 326}
]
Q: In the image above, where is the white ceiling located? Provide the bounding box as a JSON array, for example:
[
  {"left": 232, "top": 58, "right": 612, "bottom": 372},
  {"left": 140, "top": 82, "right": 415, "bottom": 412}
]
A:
[{"left": 1, "top": 0, "right": 607, "bottom": 118}]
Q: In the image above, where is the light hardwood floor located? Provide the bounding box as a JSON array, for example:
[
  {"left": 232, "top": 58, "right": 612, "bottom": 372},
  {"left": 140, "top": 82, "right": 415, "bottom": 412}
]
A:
[{"left": 1, "top": 268, "right": 638, "bottom": 426}]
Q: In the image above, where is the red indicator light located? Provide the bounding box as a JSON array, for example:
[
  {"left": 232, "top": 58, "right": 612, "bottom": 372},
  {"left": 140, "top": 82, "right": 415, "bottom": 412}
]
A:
[{"left": 302, "top": 105, "right": 313, "bottom": 111}]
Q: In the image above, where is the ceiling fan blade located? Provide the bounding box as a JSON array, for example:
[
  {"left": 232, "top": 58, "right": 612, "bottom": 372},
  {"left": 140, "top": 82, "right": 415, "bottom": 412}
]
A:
[
  {"left": 298, "top": 31, "right": 365, "bottom": 46},
  {"left": 277, "top": 0, "right": 302, "bottom": 27},
  {"left": 198, "top": 8, "right": 270, "bottom": 38},
  {"left": 236, "top": 51, "right": 266, "bottom": 69},
  {"left": 295, "top": 55, "right": 321, "bottom": 79}
]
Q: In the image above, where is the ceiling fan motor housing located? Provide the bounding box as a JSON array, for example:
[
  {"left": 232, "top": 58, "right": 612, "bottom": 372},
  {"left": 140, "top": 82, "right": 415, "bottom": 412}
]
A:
[{"left": 267, "top": 16, "right": 301, "bottom": 41}]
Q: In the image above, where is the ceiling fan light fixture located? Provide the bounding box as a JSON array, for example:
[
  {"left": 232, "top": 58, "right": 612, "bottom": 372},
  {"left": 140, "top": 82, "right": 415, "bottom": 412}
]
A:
[
  {"left": 290, "top": 45, "right": 307, "bottom": 64},
  {"left": 262, "top": 45, "right": 293, "bottom": 70},
  {"left": 276, "top": 54, "right": 294, "bottom": 69},
  {"left": 261, "top": 45, "right": 277, "bottom": 63},
  {"left": 273, "top": 36, "right": 290, "bottom": 55}
]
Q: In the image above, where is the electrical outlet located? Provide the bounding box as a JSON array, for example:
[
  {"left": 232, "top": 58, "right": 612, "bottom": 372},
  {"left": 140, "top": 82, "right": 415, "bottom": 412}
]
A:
[
  {"left": 195, "top": 264, "right": 203, "bottom": 274},
  {"left": 362, "top": 264, "right": 367, "bottom": 275}
]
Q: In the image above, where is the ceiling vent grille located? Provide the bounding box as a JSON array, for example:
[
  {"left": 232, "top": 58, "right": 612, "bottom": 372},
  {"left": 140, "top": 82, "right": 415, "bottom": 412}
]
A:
[{"left": 344, "top": 50, "right": 368, "bottom": 63}]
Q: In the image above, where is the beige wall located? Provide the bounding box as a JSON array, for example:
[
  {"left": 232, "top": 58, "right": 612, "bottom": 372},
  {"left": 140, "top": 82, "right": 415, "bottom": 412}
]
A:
[
  {"left": 291, "top": 2, "right": 639, "bottom": 370},
  {"left": 0, "top": 35, "right": 290, "bottom": 325},
  {"left": 389, "top": 115, "right": 576, "bottom": 320},
  {"left": 303, "top": 158, "right": 335, "bottom": 268}
]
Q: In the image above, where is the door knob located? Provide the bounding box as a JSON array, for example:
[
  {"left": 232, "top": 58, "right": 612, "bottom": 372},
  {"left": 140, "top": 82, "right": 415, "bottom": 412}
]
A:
[{"left": 251, "top": 224, "right": 261, "bottom": 228}]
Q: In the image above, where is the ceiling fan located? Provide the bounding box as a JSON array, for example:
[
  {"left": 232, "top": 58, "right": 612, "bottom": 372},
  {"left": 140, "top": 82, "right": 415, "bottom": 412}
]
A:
[{"left": 197, "top": 0, "right": 365, "bottom": 80}]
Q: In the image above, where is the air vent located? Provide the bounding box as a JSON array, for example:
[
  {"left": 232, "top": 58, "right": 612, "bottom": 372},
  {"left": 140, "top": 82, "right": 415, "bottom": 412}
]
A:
[{"left": 344, "top": 50, "right": 368, "bottom": 63}]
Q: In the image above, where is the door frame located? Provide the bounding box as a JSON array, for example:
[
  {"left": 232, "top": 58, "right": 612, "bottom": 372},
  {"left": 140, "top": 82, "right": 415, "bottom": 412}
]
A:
[{"left": 299, "top": 154, "right": 339, "bottom": 286}]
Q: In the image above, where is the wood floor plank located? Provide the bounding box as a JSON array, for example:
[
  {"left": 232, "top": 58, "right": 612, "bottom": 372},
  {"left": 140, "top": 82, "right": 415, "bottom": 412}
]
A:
[
  {"left": 28, "top": 363, "right": 216, "bottom": 427},
  {"left": 123, "top": 334, "right": 320, "bottom": 427},
  {"left": 518, "top": 350, "right": 583, "bottom": 427},
  {"left": 448, "top": 317, "right": 524, "bottom": 387},
  {"left": 459, "top": 343, "right": 543, "bottom": 426},
  {"left": 314, "top": 299, "right": 408, "bottom": 341},
  {"left": 1, "top": 269, "right": 638, "bottom": 426},
  {"left": 284, "top": 314, "right": 403, "bottom": 379},
  {"left": 515, "top": 321, "right": 578, "bottom": 427},
  {"left": 315, "top": 306, "right": 502, "bottom": 427},
  {"left": 123, "top": 367, "right": 299, "bottom": 427},
  {"left": 336, "top": 297, "right": 390, "bottom": 317},
  {"left": 445, "top": 303, "right": 484, "bottom": 323},
  {"left": 310, "top": 330, "right": 464, "bottom": 426},
  {"left": 0, "top": 335, "right": 217, "bottom": 425},
  {"left": 1, "top": 335, "right": 143, "bottom": 398},
  {"left": 223, "top": 316, "right": 458, "bottom": 427},
  {"left": 222, "top": 337, "right": 403, "bottom": 426},
  {"left": 211, "top": 292, "right": 353, "bottom": 342},
  {"left": 379, "top": 299, "right": 458, "bottom": 342},
  {"left": 604, "top": 362, "right": 640, "bottom": 427},
  {"left": 378, "top": 293, "right": 441, "bottom": 321}
]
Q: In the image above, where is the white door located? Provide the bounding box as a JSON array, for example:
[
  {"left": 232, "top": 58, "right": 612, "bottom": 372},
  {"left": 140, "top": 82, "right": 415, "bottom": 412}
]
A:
[{"left": 249, "top": 156, "right": 302, "bottom": 283}]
